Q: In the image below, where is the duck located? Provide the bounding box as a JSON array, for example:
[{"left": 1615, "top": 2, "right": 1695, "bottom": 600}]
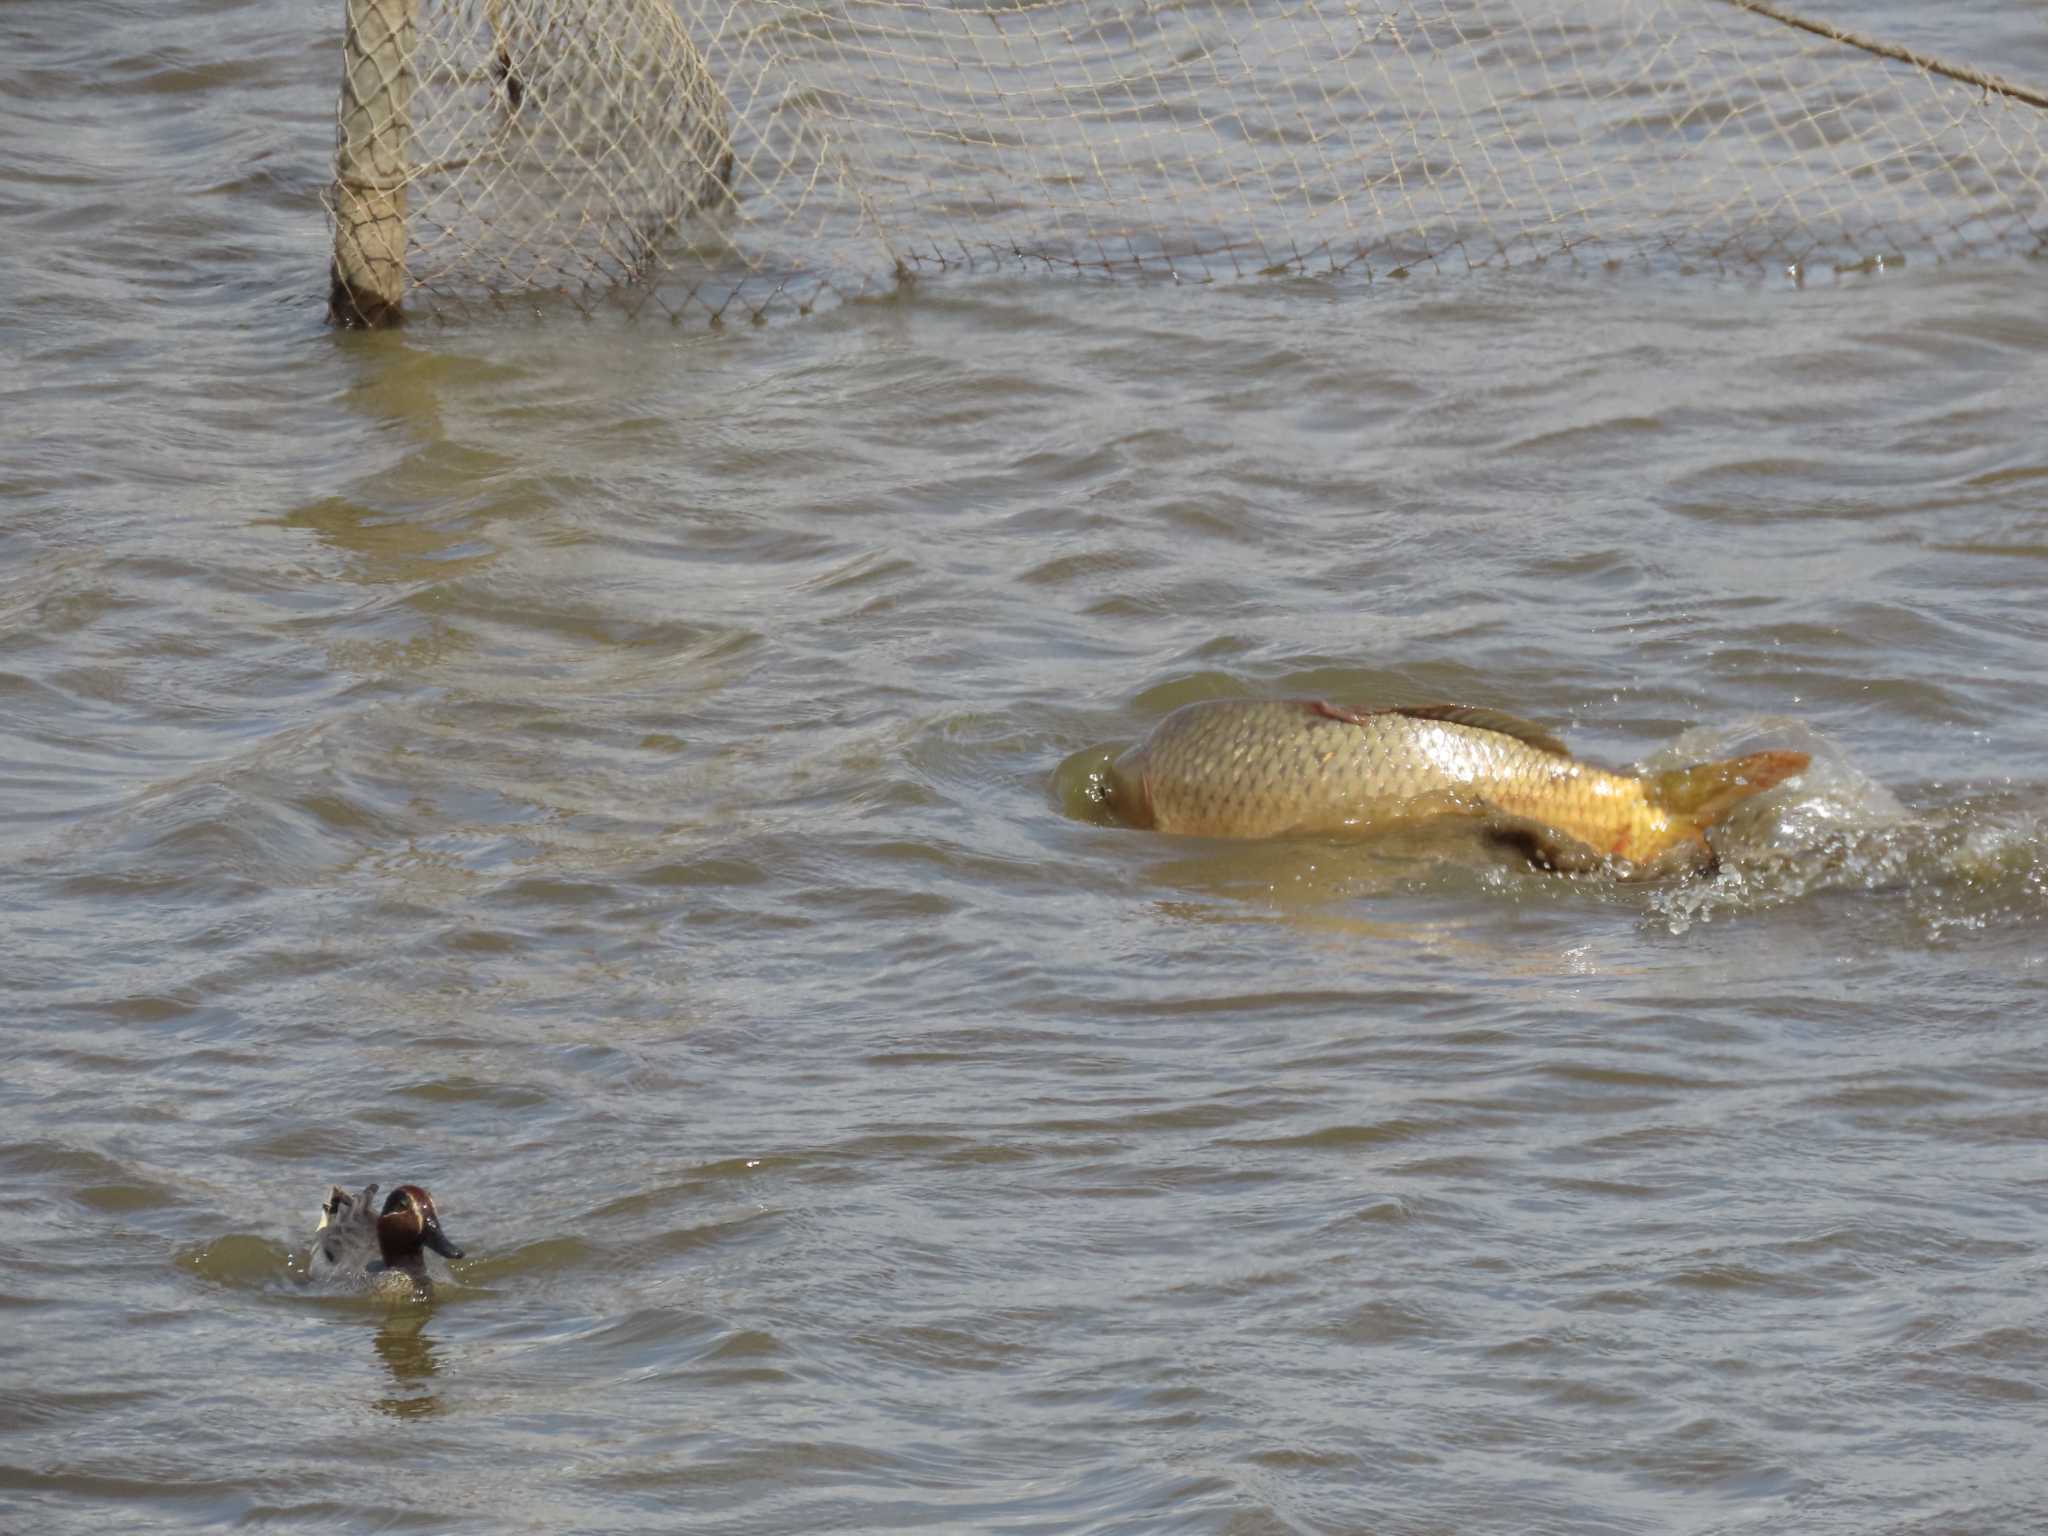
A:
[{"left": 307, "top": 1183, "right": 465, "bottom": 1301}]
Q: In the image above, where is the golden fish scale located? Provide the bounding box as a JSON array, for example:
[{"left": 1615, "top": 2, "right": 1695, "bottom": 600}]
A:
[{"left": 1116, "top": 700, "right": 1680, "bottom": 857}]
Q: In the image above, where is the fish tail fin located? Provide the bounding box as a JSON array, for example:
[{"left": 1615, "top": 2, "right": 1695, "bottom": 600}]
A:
[{"left": 1648, "top": 750, "right": 1810, "bottom": 827}]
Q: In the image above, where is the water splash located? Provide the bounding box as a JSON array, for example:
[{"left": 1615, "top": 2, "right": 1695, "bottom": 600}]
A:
[{"left": 1644, "top": 718, "right": 2046, "bottom": 940}]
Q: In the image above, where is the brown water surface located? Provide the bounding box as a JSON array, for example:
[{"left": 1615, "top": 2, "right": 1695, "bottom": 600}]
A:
[{"left": 3, "top": 3, "right": 2046, "bottom": 1532}]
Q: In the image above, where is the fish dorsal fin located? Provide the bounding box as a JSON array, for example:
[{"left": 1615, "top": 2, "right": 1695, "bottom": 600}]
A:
[{"left": 1381, "top": 703, "right": 1572, "bottom": 758}]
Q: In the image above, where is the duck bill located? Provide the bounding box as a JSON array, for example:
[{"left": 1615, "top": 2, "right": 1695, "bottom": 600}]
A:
[{"left": 422, "top": 1219, "right": 464, "bottom": 1261}]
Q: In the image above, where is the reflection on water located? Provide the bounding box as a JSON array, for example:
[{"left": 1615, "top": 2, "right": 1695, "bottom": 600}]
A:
[{"left": 372, "top": 1311, "right": 445, "bottom": 1421}]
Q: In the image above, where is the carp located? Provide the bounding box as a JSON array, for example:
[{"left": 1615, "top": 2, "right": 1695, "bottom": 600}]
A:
[{"left": 1102, "top": 698, "right": 1809, "bottom": 876}]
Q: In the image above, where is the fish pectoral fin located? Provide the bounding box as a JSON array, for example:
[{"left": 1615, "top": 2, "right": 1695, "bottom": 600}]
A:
[
  {"left": 1482, "top": 812, "right": 1717, "bottom": 882},
  {"left": 1479, "top": 814, "right": 1610, "bottom": 875}
]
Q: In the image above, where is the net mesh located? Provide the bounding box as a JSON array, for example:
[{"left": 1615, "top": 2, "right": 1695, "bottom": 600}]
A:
[{"left": 324, "top": 0, "right": 2048, "bottom": 325}]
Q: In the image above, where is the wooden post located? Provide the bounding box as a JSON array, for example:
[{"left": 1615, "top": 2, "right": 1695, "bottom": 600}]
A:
[{"left": 329, "top": 0, "right": 418, "bottom": 327}]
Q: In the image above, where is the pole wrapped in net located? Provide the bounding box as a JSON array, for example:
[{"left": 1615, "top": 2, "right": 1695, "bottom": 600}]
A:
[
  {"left": 330, "top": 0, "right": 418, "bottom": 325},
  {"left": 327, "top": 0, "right": 738, "bottom": 324},
  {"left": 326, "top": 0, "right": 2048, "bottom": 326}
]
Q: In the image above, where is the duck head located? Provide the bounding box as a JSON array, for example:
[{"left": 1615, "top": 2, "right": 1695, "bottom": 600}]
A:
[{"left": 377, "top": 1185, "right": 464, "bottom": 1268}]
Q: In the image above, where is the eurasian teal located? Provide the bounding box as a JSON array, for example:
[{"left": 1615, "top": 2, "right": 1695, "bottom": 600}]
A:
[{"left": 308, "top": 1183, "right": 464, "bottom": 1301}]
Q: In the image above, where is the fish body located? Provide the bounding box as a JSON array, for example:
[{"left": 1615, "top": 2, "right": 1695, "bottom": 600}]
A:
[{"left": 1105, "top": 699, "right": 1807, "bottom": 873}]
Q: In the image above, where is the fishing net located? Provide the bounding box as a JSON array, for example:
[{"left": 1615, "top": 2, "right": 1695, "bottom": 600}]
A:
[{"left": 324, "top": 0, "right": 2048, "bottom": 326}]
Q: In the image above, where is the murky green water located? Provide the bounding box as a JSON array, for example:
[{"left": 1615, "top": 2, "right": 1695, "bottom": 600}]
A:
[{"left": 4, "top": 2, "right": 2046, "bottom": 1532}]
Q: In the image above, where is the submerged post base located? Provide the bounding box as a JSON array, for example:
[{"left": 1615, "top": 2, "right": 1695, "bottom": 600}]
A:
[{"left": 327, "top": 268, "right": 405, "bottom": 329}]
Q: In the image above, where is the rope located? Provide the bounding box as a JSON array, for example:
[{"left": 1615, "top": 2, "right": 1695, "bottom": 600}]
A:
[{"left": 1721, "top": 0, "right": 2048, "bottom": 113}]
